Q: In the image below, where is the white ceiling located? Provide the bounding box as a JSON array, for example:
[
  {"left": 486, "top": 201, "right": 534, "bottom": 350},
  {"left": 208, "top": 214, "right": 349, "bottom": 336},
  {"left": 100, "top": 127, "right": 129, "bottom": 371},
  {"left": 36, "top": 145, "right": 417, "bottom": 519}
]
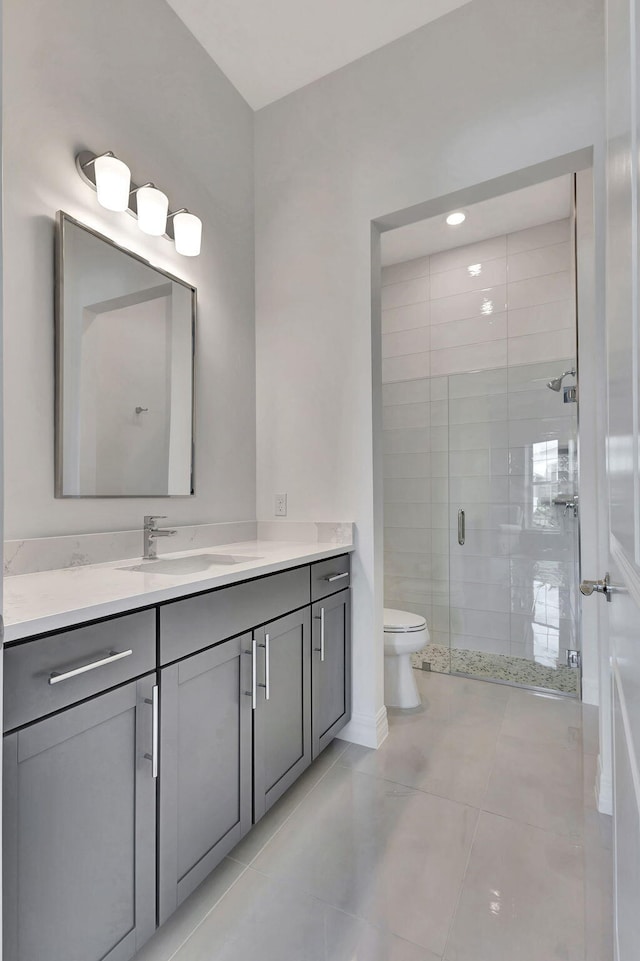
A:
[
  {"left": 381, "top": 176, "right": 573, "bottom": 266},
  {"left": 165, "top": 0, "right": 472, "bottom": 109}
]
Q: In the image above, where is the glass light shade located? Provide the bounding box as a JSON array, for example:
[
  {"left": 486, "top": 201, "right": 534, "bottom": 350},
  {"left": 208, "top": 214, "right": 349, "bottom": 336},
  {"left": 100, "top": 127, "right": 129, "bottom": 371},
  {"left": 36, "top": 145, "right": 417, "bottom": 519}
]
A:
[
  {"left": 174, "top": 212, "right": 202, "bottom": 257},
  {"left": 94, "top": 156, "right": 131, "bottom": 212},
  {"left": 137, "top": 186, "right": 169, "bottom": 236}
]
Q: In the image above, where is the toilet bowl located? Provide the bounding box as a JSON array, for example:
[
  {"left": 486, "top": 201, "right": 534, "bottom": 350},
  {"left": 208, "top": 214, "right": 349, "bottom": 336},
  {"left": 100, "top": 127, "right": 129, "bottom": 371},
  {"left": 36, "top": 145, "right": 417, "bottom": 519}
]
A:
[{"left": 383, "top": 608, "right": 429, "bottom": 709}]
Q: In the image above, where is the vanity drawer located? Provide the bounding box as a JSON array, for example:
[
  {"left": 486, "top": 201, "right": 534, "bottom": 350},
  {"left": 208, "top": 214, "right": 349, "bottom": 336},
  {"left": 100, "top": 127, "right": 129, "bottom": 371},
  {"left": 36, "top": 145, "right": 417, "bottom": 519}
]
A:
[
  {"left": 160, "top": 566, "right": 310, "bottom": 665},
  {"left": 4, "top": 610, "right": 156, "bottom": 732},
  {"left": 311, "top": 554, "right": 351, "bottom": 601}
]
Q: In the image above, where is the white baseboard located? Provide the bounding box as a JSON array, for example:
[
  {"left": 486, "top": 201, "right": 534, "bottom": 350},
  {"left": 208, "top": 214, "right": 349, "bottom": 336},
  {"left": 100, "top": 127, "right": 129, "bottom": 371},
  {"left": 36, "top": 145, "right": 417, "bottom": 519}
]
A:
[
  {"left": 596, "top": 751, "right": 613, "bottom": 816},
  {"left": 581, "top": 676, "right": 599, "bottom": 706},
  {"left": 338, "top": 705, "right": 388, "bottom": 749}
]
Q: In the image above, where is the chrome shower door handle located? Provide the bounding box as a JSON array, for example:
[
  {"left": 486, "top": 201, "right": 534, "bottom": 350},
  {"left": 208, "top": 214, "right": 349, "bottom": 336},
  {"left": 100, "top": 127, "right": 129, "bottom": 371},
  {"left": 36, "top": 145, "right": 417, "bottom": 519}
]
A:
[{"left": 458, "top": 509, "right": 465, "bottom": 546}]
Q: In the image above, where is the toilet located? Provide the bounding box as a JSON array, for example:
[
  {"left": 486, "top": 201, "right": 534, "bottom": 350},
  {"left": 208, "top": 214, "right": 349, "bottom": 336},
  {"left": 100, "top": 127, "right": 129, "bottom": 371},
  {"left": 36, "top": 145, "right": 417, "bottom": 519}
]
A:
[{"left": 383, "top": 608, "right": 429, "bottom": 709}]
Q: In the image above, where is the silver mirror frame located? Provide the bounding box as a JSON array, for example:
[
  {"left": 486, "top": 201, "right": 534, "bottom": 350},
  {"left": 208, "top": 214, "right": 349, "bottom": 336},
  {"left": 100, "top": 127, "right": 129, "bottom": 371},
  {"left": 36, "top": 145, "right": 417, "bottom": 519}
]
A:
[{"left": 54, "top": 211, "right": 197, "bottom": 498}]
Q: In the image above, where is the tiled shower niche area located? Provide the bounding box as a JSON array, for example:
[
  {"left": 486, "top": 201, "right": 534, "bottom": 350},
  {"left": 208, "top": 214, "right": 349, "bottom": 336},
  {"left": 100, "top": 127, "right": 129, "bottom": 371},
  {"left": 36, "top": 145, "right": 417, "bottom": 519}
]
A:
[{"left": 382, "top": 219, "right": 580, "bottom": 695}]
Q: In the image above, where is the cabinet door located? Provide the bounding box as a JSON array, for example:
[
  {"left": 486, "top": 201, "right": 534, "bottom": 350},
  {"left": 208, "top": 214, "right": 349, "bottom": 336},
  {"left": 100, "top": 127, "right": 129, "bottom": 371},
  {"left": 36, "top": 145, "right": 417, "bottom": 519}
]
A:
[
  {"left": 158, "top": 633, "right": 252, "bottom": 924},
  {"left": 3, "top": 677, "right": 156, "bottom": 961},
  {"left": 312, "top": 589, "right": 352, "bottom": 758},
  {"left": 253, "top": 608, "right": 311, "bottom": 821}
]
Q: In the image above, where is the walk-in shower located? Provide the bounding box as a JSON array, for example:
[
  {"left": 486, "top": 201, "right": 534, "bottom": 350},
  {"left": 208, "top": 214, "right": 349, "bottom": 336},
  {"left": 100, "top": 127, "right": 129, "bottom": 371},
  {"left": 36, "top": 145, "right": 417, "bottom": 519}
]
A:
[{"left": 381, "top": 176, "right": 580, "bottom": 695}]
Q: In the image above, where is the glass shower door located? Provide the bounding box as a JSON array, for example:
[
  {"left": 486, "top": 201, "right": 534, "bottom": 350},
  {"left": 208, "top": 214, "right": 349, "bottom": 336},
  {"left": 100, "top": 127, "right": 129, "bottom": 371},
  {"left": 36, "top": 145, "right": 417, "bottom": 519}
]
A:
[{"left": 447, "top": 359, "right": 580, "bottom": 695}]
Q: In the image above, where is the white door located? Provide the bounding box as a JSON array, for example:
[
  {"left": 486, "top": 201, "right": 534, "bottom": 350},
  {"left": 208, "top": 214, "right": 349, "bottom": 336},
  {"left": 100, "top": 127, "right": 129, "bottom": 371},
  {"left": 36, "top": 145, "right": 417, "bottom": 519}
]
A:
[{"left": 603, "top": 0, "right": 640, "bottom": 956}]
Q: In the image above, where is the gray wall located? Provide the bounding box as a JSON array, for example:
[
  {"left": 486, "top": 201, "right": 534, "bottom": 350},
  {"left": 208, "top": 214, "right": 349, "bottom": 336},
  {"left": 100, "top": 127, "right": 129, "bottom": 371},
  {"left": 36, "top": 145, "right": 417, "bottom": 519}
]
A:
[
  {"left": 254, "top": 0, "right": 605, "bottom": 743},
  {"left": 3, "top": 0, "right": 256, "bottom": 538}
]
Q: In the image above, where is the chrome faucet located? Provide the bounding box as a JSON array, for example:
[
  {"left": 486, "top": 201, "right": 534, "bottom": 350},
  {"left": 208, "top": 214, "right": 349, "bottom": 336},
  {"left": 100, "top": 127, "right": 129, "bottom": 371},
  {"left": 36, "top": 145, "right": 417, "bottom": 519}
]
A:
[{"left": 143, "top": 515, "right": 177, "bottom": 560}]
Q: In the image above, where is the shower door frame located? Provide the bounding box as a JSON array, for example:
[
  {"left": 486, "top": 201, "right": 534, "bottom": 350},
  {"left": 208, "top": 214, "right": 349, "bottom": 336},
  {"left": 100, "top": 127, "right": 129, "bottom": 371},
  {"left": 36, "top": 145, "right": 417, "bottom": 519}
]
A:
[
  {"left": 375, "top": 154, "right": 605, "bottom": 708},
  {"left": 446, "top": 358, "right": 582, "bottom": 699}
]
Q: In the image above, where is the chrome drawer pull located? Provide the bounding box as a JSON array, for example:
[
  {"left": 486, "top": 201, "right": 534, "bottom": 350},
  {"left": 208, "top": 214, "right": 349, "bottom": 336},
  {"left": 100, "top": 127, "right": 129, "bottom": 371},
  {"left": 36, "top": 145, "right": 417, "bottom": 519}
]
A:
[
  {"left": 325, "top": 571, "right": 349, "bottom": 583},
  {"left": 315, "top": 607, "right": 326, "bottom": 661},
  {"left": 144, "top": 685, "right": 159, "bottom": 778},
  {"left": 258, "top": 632, "right": 271, "bottom": 700},
  {"left": 244, "top": 638, "right": 257, "bottom": 710},
  {"left": 313, "top": 608, "right": 326, "bottom": 660},
  {"left": 48, "top": 649, "right": 133, "bottom": 685}
]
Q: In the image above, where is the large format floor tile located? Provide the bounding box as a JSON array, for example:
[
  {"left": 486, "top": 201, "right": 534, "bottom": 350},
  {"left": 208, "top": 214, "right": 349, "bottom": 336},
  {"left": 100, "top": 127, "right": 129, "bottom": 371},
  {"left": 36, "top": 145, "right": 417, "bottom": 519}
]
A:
[
  {"left": 500, "top": 687, "right": 583, "bottom": 749},
  {"left": 444, "top": 812, "right": 585, "bottom": 961},
  {"left": 135, "top": 858, "right": 247, "bottom": 961},
  {"left": 483, "top": 734, "right": 584, "bottom": 839},
  {"left": 137, "top": 673, "right": 613, "bottom": 961},
  {"left": 340, "top": 713, "right": 497, "bottom": 807},
  {"left": 251, "top": 764, "right": 478, "bottom": 956},
  {"left": 415, "top": 670, "right": 511, "bottom": 727},
  {"left": 170, "top": 869, "right": 440, "bottom": 961}
]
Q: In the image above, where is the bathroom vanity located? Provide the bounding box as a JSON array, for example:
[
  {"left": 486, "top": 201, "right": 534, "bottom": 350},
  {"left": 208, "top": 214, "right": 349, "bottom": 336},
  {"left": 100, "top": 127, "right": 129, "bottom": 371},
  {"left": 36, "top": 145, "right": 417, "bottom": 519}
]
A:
[{"left": 2, "top": 543, "right": 352, "bottom": 961}]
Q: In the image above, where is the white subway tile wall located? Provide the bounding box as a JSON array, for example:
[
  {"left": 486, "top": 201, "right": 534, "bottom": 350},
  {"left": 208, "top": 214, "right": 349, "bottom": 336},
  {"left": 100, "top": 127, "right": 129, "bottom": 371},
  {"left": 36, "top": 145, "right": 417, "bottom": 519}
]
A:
[{"left": 381, "top": 219, "right": 579, "bottom": 691}]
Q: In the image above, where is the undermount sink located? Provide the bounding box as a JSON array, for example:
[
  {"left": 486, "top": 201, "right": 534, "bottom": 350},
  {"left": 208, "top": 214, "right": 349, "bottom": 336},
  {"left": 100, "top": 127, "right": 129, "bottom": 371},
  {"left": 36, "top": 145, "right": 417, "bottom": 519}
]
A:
[{"left": 122, "top": 553, "right": 263, "bottom": 575}]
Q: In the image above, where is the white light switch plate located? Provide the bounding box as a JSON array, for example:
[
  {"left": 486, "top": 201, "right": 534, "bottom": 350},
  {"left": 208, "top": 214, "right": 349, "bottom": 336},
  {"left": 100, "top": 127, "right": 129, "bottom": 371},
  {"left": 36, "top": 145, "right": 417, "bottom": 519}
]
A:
[{"left": 275, "top": 493, "right": 287, "bottom": 516}]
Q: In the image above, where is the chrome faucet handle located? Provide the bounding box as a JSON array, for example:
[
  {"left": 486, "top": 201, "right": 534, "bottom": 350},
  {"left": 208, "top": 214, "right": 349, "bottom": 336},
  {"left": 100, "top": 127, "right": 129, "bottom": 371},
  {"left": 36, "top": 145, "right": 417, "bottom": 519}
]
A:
[{"left": 144, "top": 515, "right": 166, "bottom": 528}]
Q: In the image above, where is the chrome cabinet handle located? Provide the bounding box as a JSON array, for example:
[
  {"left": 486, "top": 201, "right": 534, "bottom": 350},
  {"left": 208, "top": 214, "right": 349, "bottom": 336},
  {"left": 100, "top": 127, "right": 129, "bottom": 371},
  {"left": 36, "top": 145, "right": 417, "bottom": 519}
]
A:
[
  {"left": 314, "top": 607, "right": 326, "bottom": 661},
  {"left": 48, "top": 649, "right": 133, "bottom": 685},
  {"left": 325, "top": 571, "right": 349, "bottom": 583},
  {"left": 244, "top": 638, "right": 257, "bottom": 710},
  {"left": 458, "top": 509, "right": 465, "bottom": 546},
  {"left": 580, "top": 572, "right": 613, "bottom": 602},
  {"left": 258, "top": 633, "right": 271, "bottom": 700},
  {"left": 144, "top": 685, "right": 159, "bottom": 778}
]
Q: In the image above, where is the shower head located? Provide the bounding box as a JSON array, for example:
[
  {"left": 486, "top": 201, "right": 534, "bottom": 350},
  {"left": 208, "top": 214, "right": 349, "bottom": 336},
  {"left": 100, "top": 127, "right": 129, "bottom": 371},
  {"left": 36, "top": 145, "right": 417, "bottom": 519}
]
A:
[{"left": 547, "top": 369, "right": 576, "bottom": 392}]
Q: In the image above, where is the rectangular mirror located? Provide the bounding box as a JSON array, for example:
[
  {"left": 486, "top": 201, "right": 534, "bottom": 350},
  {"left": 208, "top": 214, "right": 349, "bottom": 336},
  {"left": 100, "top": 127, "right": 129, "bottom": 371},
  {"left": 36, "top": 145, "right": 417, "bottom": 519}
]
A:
[{"left": 55, "top": 212, "right": 196, "bottom": 497}]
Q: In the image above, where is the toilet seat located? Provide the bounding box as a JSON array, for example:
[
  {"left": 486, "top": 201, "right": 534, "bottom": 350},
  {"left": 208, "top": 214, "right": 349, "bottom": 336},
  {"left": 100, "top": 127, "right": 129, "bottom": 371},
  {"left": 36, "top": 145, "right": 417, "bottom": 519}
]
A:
[{"left": 384, "top": 608, "right": 427, "bottom": 633}]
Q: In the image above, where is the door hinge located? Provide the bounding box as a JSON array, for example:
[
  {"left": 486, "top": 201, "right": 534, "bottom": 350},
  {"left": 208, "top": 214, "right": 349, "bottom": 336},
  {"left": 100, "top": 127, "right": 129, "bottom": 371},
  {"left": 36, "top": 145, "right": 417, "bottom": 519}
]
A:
[{"left": 566, "top": 649, "right": 581, "bottom": 669}]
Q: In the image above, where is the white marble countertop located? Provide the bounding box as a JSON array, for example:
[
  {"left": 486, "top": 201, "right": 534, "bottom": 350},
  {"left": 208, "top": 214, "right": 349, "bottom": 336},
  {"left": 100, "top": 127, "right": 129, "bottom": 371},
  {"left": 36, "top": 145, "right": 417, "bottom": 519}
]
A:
[{"left": 3, "top": 539, "right": 354, "bottom": 642}]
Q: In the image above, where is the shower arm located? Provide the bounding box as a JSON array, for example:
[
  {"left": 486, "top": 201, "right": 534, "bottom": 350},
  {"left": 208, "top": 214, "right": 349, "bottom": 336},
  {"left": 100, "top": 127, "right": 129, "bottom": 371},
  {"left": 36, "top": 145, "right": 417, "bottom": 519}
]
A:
[{"left": 547, "top": 368, "right": 577, "bottom": 391}]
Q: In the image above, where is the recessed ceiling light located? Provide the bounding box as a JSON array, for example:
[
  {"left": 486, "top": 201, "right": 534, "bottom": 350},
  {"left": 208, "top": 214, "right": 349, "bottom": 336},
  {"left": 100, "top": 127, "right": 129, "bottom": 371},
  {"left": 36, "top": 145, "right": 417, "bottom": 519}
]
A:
[{"left": 446, "top": 211, "right": 466, "bottom": 226}]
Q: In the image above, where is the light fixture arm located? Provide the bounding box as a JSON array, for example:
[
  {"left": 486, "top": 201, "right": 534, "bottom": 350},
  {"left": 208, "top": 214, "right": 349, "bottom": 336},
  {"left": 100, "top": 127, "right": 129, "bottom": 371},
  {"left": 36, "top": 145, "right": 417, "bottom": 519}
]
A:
[{"left": 79, "top": 150, "right": 115, "bottom": 169}]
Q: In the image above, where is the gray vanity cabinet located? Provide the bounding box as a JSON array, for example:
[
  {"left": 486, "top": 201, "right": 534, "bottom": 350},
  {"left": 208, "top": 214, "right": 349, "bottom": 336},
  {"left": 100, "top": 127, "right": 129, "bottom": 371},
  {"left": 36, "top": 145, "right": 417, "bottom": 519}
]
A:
[
  {"left": 253, "top": 608, "right": 312, "bottom": 821},
  {"left": 311, "top": 588, "right": 352, "bottom": 758},
  {"left": 3, "top": 556, "right": 352, "bottom": 958},
  {"left": 3, "top": 675, "right": 157, "bottom": 961},
  {"left": 158, "top": 633, "right": 253, "bottom": 924}
]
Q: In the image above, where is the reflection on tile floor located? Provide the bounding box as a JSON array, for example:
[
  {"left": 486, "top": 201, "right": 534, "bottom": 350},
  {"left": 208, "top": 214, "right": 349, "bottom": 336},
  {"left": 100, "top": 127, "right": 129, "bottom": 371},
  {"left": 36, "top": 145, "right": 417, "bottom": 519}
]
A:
[
  {"left": 136, "top": 673, "right": 612, "bottom": 961},
  {"left": 412, "top": 642, "right": 579, "bottom": 695}
]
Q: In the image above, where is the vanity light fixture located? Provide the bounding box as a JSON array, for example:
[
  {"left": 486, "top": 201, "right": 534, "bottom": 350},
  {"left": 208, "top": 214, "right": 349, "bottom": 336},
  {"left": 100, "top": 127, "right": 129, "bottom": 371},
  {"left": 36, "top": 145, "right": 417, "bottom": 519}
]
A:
[
  {"left": 80, "top": 152, "right": 131, "bottom": 212},
  {"left": 446, "top": 211, "right": 466, "bottom": 226},
  {"left": 76, "top": 149, "right": 202, "bottom": 256},
  {"left": 136, "top": 185, "right": 169, "bottom": 236},
  {"left": 170, "top": 209, "right": 203, "bottom": 257}
]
